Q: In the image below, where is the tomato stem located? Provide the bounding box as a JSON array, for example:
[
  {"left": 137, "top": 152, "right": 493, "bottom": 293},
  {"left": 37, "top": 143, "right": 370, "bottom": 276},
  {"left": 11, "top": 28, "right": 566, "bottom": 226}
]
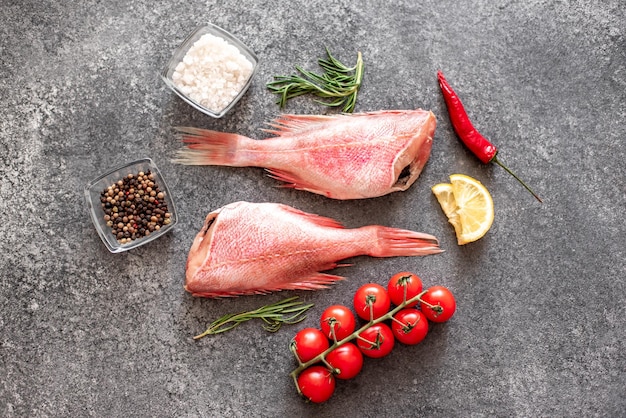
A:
[
  {"left": 420, "top": 300, "right": 445, "bottom": 318},
  {"left": 292, "top": 373, "right": 303, "bottom": 397},
  {"left": 324, "top": 318, "right": 340, "bottom": 344},
  {"left": 366, "top": 295, "right": 377, "bottom": 323},
  {"left": 418, "top": 299, "right": 439, "bottom": 311},
  {"left": 321, "top": 357, "right": 339, "bottom": 375},
  {"left": 389, "top": 315, "right": 415, "bottom": 332},
  {"left": 289, "top": 289, "right": 430, "bottom": 380},
  {"left": 355, "top": 334, "right": 378, "bottom": 347},
  {"left": 290, "top": 340, "right": 305, "bottom": 366},
  {"left": 398, "top": 274, "right": 412, "bottom": 304}
]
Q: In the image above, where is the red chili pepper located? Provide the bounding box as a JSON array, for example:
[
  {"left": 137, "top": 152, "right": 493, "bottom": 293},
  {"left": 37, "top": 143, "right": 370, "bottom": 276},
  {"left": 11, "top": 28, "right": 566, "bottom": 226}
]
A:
[{"left": 437, "top": 70, "right": 542, "bottom": 203}]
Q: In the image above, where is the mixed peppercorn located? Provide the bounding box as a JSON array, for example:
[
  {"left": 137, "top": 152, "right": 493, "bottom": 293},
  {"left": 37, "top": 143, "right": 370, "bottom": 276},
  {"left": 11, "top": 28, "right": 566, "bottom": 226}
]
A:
[{"left": 100, "top": 171, "right": 172, "bottom": 244}]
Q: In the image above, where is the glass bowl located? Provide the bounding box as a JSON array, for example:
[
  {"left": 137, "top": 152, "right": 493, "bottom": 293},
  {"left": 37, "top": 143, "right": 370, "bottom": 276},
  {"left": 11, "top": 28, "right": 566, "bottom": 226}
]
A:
[
  {"left": 85, "top": 158, "right": 178, "bottom": 253},
  {"left": 161, "top": 23, "right": 258, "bottom": 118}
]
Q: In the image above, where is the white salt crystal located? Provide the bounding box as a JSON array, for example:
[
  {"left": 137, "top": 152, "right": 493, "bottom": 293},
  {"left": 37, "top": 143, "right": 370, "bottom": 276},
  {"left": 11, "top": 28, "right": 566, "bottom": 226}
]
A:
[{"left": 171, "top": 32, "right": 254, "bottom": 114}]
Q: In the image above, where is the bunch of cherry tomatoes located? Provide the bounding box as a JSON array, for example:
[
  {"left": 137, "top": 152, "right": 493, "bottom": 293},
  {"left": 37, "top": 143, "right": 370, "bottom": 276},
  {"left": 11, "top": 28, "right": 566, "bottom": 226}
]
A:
[{"left": 289, "top": 272, "right": 456, "bottom": 403}]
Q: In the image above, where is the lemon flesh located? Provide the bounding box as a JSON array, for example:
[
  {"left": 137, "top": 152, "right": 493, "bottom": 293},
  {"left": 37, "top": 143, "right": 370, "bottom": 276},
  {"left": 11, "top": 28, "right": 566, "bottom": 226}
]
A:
[
  {"left": 431, "top": 183, "right": 462, "bottom": 239},
  {"left": 432, "top": 174, "right": 494, "bottom": 245}
]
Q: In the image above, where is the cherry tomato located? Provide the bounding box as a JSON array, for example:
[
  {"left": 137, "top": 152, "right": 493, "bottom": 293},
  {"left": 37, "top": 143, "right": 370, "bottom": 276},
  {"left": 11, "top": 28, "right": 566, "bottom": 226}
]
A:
[
  {"left": 297, "top": 365, "right": 336, "bottom": 403},
  {"left": 353, "top": 283, "right": 391, "bottom": 321},
  {"left": 325, "top": 342, "right": 363, "bottom": 380},
  {"left": 291, "top": 328, "right": 330, "bottom": 363},
  {"left": 387, "top": 271, "right": 423, "bottom": 307},
  {"left": 391, "top": 308, "right": 429, "bottom": 345},
  {"left": 320, "top": 305, "right": 357, "bottom": 341},
  {"left": 356, "top": 323, "right": 395, "bottom": 358},
  {"left": 419, "top": 286, "right": 456, "bottom": 323}
]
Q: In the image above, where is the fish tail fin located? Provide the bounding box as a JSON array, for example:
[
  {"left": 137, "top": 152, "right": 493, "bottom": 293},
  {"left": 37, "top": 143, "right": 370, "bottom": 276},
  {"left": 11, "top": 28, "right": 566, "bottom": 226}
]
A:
[
  {"left": 172, "top": 127, "right": 249, "bottom": 166},
  {"left": 368, "top": 227, "right": 443, "bottom": 257}
]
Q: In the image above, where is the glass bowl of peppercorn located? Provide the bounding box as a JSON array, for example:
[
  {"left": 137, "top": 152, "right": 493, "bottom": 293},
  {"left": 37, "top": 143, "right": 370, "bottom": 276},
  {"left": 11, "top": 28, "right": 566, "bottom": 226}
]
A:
[{"left": 84, "top": 158, "right": 178, "bottom": 253}]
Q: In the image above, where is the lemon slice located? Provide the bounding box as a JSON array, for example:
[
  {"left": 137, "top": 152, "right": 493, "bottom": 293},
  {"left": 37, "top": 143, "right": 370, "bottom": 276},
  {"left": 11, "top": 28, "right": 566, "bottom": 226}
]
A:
[
  {"left": 432, "top": 174, "right": 494, "bottom": 245},
  {"left": 431, "top": 183, "right": 462, "bottom": 239}
]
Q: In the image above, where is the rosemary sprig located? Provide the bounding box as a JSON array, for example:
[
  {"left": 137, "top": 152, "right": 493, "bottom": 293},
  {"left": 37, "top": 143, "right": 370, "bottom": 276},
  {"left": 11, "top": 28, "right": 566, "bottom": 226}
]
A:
[
  {"left": 193, "top": 296, "right": 314, "bottom": 340},
  {"left": 266, "top": 48, "right": 364, "bottom": 113}
]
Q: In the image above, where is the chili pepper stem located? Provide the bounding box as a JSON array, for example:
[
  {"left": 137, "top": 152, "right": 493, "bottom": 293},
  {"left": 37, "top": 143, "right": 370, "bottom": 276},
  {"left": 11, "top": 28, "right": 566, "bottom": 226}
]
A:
[{"left": 491, "top": 155, "right": 542, "bottom": 203}]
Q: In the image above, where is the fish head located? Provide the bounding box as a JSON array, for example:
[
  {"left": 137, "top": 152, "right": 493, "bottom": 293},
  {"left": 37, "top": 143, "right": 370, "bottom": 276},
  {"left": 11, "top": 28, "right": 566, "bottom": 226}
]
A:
[
  {"left": 185, "top": 207, "right": 221, "bottom": 285},
  {"left": 185, "top": 201, "right": 248, "bottom": 291},
  {"left": 389, "top": 110, "right": 436, "bottom": 192}
]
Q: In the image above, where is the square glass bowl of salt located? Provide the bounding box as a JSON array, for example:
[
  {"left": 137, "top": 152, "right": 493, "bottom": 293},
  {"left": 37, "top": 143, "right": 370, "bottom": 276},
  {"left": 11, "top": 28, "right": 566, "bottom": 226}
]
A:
[{"left": 161, "top": 24, "right": 258, "bottom": 118}]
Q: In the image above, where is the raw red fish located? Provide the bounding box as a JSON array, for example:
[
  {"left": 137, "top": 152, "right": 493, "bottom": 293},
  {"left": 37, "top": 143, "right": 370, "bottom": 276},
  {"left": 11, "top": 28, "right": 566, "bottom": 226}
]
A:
[
  {"left": 174, "top": 109, "right": 436, "bottom": 200},
  {"left": 185, "top": 201, "right": 442, "bottom": 297}
]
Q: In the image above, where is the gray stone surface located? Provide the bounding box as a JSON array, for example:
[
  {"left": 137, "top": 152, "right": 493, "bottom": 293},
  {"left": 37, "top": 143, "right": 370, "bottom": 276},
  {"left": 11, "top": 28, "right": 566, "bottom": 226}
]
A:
[{"left": 1, "top": 0, "right": 625, "bottom": 416}]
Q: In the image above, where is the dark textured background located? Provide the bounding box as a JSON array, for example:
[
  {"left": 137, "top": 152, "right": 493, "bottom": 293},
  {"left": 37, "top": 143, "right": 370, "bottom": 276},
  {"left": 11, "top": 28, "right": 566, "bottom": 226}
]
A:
[{"left": 1, "top": 1, "right": 624, "bottom": 416}]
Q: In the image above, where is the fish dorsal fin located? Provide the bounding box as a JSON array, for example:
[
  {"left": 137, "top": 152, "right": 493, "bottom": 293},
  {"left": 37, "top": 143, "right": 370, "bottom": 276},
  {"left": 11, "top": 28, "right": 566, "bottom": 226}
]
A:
[
  {"left": 277, "top": 202, "right": 345, "bottom": 229},
  {"left": 261, "top": 114, "right": 345, "bottom": 136},
  {"left": 260, "top": 110, "right": 412, "bottom": 137}
]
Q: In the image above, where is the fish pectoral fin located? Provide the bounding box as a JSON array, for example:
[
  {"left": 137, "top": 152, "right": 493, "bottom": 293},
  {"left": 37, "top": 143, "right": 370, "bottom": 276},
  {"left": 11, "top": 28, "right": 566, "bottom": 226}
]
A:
[
  {"left": 266, "top": 168, "right": 307, "bottom": 188},
  {"left": 280, "top": 273, "right": 346, "bottom": 291},
  {"left": 185, "top": 273, "right": 345, "bottom": 298},
  {"left": 265, "top": 168, "right": 338, "bottom": 202}
]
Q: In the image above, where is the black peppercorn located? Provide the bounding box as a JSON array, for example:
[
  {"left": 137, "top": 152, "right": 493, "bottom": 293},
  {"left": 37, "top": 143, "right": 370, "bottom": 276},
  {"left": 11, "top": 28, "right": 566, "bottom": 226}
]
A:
[{"left": 100, "top": 169, "right": 172, "bottom": 244}]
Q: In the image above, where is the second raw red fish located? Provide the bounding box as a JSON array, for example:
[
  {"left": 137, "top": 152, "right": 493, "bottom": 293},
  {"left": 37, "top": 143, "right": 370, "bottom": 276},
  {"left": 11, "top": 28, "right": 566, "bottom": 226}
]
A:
[
  {"left": 173, "top": 109, "right": 436, "bottom": 200},
  {"left": 185, "top": 201, "right": 442, "bottom": 297}
]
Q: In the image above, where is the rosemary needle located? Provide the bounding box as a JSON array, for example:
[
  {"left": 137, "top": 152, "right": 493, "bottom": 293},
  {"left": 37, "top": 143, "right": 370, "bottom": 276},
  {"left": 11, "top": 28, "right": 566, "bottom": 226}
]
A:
[
  {"left": 267, "top": 48, "right": 364, "bottom": 113},
  {"left": 193, "top": 296, "right": 314, "bottom": 340}
]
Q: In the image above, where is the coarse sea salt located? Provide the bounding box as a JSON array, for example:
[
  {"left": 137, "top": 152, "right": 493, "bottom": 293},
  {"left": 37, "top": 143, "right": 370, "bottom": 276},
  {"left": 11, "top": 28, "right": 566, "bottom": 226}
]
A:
[{"left": 172, "top": 33, "right": 254, "bottom": 113}]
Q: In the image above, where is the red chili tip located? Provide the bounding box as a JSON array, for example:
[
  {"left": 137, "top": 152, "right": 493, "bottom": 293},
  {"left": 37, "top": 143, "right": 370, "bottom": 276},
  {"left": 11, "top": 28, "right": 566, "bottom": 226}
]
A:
[
  {"left": 436, "top": 70, "right": 447, "bottom": 86},
  {"left": 154, "top": 200, "right": 159, "bottom": 205}
]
